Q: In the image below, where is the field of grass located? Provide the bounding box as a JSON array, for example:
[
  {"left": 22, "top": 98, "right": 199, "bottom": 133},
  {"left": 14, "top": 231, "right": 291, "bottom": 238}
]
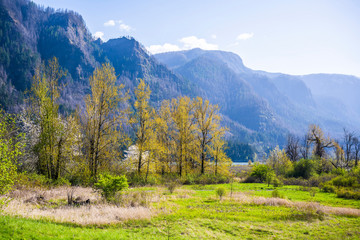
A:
[{"left": 1, "top": 183, "right": 360, "bottom": 239}]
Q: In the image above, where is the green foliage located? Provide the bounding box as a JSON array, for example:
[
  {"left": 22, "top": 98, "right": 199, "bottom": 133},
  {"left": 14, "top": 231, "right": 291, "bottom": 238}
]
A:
[
  {"left": 167, "top": 182, "right": 177, "bottom": 194},
  {"left": 216, "top": 187, "right": 226, "bottom": 200},
  {"left": 271, "top": 189, "right": 284, "bottom": 198},
  {"left": 336, "top": 189, "right": 360, "bottom": 200},
  {"left": 292, "top": 159, "right": 316, "bottom": 179},
  {"left": 225, "top": 141, "right": 254, "bottom": 162},
  {"left": 266, "top": 146, "right": 293, "bottom": 176},
  {"left": 14, "top": 172, "right": 50, "bottom": 189},
  {"left": 250, "top": 163, "right": 271, "bottom": 182},
  {"left": 94, "top": 173, "right": 128, "bottom": 201},
  {"left": 0, "top": 111, "right": 24, "bottom": 197},
  {"left": 319, "top": 183, "right": 336, "bottom": 193},
  {"left": 331, "top": 176, "right": 357, "bottom": 188},
  {"left": 52, "top": 177, "right": 71, "bottom": 187},
  {"left": 272, "top": 177, "right": 283, "bottom": 188}
]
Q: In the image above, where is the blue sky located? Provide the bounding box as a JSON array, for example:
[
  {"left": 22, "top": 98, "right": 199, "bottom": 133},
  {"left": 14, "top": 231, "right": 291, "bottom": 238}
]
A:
[{"left": 32, "top": 0, "right": 360, "bottom": 77}]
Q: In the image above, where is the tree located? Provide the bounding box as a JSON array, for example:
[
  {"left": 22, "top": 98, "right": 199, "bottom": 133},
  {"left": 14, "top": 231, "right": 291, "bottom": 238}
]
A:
[
  {"left": 300, "top": 133, "right": 311, "bottom": 159},
  {"left": 343, "top": 128, "right": 355, "bottom": 167},
  {"left": 208, "top": 134, "right": 231, "bottom": 175},
  {"left": 83, "top": 63, "right": 128, "bottom": 179},
  {"left": 0, "top": 110, "right": 24, "bottom": 196},
  {"left": 307, "top": 124, "right": 333, "bottom": 158},
  {"left": 332, "top": 140, "right": 345, "bottom": 169},
  {"left": 29, "top": 57, "right": 70, "bottom": 180},
  {"left": 266, "top": 146, "right": 292, "bottom": 176},
  {"left": 154, "top": 100, "right": 174, "bottom": 174},
  {"left": 170, "top": 97, "right": 196, "bottom": 176},
  {"left": 129, "top": 79, "right": 155, "bottom": 179},
  {"left": 353, "top": 137, "right": 360, "bottom": 167},
  {"left": 193, "top": 97, "right": 225, "bottom": 174},
  {"left": 285, "top": 134, "right": 300, "bottom": 162}
]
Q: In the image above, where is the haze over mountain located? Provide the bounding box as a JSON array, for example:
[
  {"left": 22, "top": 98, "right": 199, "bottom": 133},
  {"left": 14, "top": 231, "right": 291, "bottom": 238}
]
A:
[{"left": 1, "top": 0, "right": 360, "bottom": 159}]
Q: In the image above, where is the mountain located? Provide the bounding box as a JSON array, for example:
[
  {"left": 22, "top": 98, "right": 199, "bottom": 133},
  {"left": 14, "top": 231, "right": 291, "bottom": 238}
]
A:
[
  {"left": 2, "top": 0, "right": 360, "bottom": 157},
  {"left": 155, "top": 49, "right": 360, "bottom": 139},
  {"left": 0, "top": 0, "right": 192, "bottom": 111}
]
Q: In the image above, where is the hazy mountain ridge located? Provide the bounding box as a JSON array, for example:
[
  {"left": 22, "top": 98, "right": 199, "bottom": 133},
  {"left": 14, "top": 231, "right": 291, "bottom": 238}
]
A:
[{"left": 155, "top": 49, "right": 360, "bottom": 138}]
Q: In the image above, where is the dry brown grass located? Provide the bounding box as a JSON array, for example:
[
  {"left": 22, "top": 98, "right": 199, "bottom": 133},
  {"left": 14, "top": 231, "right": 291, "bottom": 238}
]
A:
[
  {"left": 229, "top": 192, "right": 360, "bottom": 217},
  {"left": 3, "top": 187, "right": 153, "bottom": 225},
  {"left": 4, "top": 199, "right": 152, "bottom": 225}
]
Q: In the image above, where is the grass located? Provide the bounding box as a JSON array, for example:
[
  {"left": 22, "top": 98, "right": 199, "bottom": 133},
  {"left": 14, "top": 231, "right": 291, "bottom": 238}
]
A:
[{"left": 1, "top": 183, "right": 360, "bottom": 239}]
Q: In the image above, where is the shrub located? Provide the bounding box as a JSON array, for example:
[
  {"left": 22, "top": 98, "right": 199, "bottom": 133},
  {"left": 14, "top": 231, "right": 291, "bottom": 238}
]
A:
[
  {"left": 309, "top": 187, "right": 316, "bottom": 197},
  {"left": 331, "top": 176, "right": 356, "bottom": 188},
  {"left": 250, "top": 163, "right": 271, "bottom": 182},
  {"left": 52, "top": 177, "right": 71, "bottom": 187},
  {"left": 271, "top": 189, "right": 284, "bottom": 198},
  {"left": 281, "top": 177, "right": 308, "bottom": 186},
  {"left": 272, "top": 177, "right": 283, "bottom": 188},
  {"left": 242, "top": 175, "right": 261, "bottom": 183},
  {"left": 216, "top": 187, "right": 226, "bottom": 200},
  {"left": 167, "top": 182, "right": 177, "bottom": 194},
  {"left": 94, "top": 173, "right": 128, "bottom": 202},
  {"left": 181, "top": 174, "right": 195, "bottom": 185},
  {"left": 319, "top": 183, "right": 335, "bottom": 193},
  {"left": 14, "top": 173, "right": 50, "bottom": 189},
  {"left": 292, "top": 159, "right": 315, "bottom": 179},
  {"left": 336, "top": 189, "right": 360, "bottom": 200}
]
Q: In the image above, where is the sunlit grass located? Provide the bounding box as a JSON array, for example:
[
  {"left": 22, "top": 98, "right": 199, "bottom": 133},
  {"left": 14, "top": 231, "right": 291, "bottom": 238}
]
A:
[{"left": 1, "top": 182, "right": 360, "bottom": 239}]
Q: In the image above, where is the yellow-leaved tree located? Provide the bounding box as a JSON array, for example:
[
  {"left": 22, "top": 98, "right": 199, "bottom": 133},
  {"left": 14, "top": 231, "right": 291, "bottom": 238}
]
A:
[
  {"left": 129, "top": 79, "right": 155, "bottom": 180},
  {"left": 193, "top": 97, "right": 227, "bottom": 174},
  {"left": 170, "top": 96, "right": 197, "bottom": 176},
  {"left": 83, "top": 63, "right": 129, "bottom": 179}
]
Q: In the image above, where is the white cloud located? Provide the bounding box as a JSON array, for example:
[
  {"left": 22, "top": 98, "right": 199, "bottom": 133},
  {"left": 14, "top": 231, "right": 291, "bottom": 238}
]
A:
[
  {"left": 146, "top": 36, "right": 218, "bottom": 54},
  {"left": 93, "top": 31, "right": 104, "bottom": 40},
  {"left": 146, "top": 43, "right": 181, "bottom": 54},
  {"left": 179, "top": 36, "right": 218, "bottom": 50},
  {"left": 119, "top": 23, "right": 132, "bottom": 31},
  {"left": 104, "top": 20, "right": 115, "bottom": 27},
  {"left": 104, "top": 19, "right": 132, "bottom": 31},
  {"left": 237, "top": 33, "right": 254, "bottom": 40},
  {"left": 211, "top": 34, "right": 217, "bottom": 39}
]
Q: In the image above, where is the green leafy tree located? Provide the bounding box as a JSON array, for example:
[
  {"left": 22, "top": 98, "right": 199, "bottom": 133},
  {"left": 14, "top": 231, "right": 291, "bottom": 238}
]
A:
[
  {"left": 0, "top": 110, "right": 24, "bottom": 196},
  {"left": 94, "top": 173, "right": 128, "bottom": 202},
  {"left": 250, "top": 163, "right": 271, "bottom": 182}
]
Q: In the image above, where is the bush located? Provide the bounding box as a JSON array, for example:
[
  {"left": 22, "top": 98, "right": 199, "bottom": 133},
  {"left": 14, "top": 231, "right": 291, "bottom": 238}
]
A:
[
  {"left": 14, "top": 173, "right": 50, "bottom": 189},
  {"left": 281, "top": 177, "right": 308, "bottom": 186},
  {"left": 216, "top": 187, "right": 226, "bottom": 200},
  {"left": 272, "top": 177, "right": 283, "bottom": 188},
  {"left": 52, "top": 177, "right": 71, "bottom": 187},
  {"left": 242, "top": 175, "right": 261, "bottom": 183},
  {"left": 336, "top": 189, "right": 360, "bottom": 200},
  {"left": 167, "top": 181, "right": 177, "bottom": 194},
  {"left": 250, "top": 163, "right": 271, "bottom": 182},
  {"left": 331, "top": 176, "right": 357, "bottom": 188},
  {"left": 319, "top": 183, "right": 335, "bottom": 193},
  {"left": 94, "top": 173, "right": 128, "bottom": 202},
  {"left": 292, "top": 159, "right": 315, "bottom": 179},
  {"left": 271, "top": 189, "right": 284, "bottom": 198}
]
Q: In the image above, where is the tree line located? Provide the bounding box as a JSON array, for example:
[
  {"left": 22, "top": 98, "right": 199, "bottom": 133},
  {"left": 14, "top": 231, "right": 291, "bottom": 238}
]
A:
[
  {"left": 1, "top": 57, "right": 231, "bottom": 187},
  {"left": 285, "top": 124, "right": 360, "bottom": 169}
]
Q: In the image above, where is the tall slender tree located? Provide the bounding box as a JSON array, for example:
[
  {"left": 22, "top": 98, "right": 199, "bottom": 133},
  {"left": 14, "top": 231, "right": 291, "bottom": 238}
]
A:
[
  {"left": 129, "top": 79, "right": 155, "bottom": 178},
  {"left": 30, "top": 57, "right": 68, "bottom": 180},
  {"left": 84, "top": 63, "right": 128, "bottom": 179},
  {"left": 193, "top": 97, "right": 225, "bottom": 174}
]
